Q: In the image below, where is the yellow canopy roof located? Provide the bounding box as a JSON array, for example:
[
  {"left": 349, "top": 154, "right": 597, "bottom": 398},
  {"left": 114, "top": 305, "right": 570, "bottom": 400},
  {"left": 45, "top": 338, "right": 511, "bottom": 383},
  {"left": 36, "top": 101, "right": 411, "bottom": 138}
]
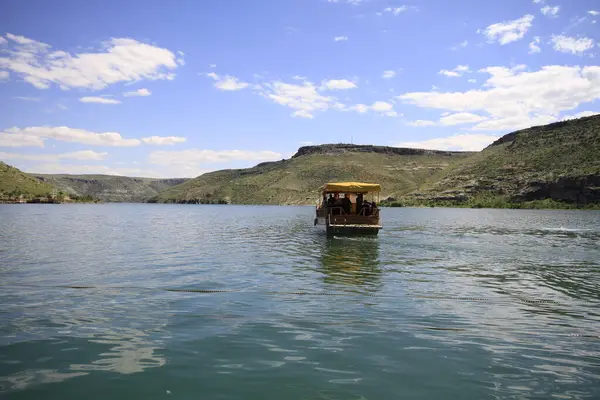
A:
[{"left": 320, "top": 182, "right": 381, "bottom": 193}]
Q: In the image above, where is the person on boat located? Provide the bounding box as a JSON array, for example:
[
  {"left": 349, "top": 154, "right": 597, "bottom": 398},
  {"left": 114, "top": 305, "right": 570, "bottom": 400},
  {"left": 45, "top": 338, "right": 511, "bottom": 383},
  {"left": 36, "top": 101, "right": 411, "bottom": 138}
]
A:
[
  {"left": 356, "top": 193, "right": 363, "bottom": 215},
  {"left": 342, "top": 193, "right": 351, "bottom": 215}
]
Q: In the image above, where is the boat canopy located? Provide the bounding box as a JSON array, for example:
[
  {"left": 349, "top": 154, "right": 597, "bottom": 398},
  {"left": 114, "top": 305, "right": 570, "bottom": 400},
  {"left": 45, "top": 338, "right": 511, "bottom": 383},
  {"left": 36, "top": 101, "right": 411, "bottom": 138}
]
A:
[{"left": 320, "top": 182, "right": 381, "bottom": 193}]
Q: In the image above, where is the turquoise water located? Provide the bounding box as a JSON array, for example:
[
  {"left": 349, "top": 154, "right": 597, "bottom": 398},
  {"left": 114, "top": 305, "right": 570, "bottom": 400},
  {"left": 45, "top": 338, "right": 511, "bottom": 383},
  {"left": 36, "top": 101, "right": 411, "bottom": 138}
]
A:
[{"left": 1, "top": 204, "right": 599, "bottom": 399}]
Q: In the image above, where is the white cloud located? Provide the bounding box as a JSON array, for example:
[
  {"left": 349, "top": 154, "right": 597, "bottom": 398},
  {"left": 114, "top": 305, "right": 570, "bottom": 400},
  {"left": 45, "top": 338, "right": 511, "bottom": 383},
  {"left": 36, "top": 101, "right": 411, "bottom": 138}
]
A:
[
  {"left": 0, "top": 36, "right": 7, "bottom": 45},
  {"left": 481, "top": 14, "right": 534, "bottom": 45},
  {"left": 550, "top": 35, "right": 595, "bottom": 54},
  {"left": 141, "top": 136, "right": 187, "bottom": 145},
  {"left": 589, "top": 10, "right": 600, "bottom": 16},
  {"left": 334, "top": 36, "right": 348, "bottom": 42},
  {"left": 321, "top": 79, "right": 357, "bottom": 90},
  {"left": 123, "top": 88, "right": 151, "bottom": 97},
  {"left": 529, "top": 36, "right": 541, "bottom": 53},
  {"left": 257, "top": 80, "right": 342, "bottom": 119},
  {"left": 397, "top": 65, "right": 600, "bottom": 132},
  {"left": 204, "top": 72, "right": 249, "bottom": 91},
  {"left": 0, "top": 34, "right": 180, "bottom": 90},
  {"left": 0, "top": 71, "right": 8, "bottom": 80},
  {"left": 382, "top": 70, "right": 396, "bottom": 79},
  {"left": 396, "top": 134, "right": 501, "bottom": 151},
  {"left": 406, "top": 113, "right": 486, "bottom": 127},
  {"left": 407, "top": 120, "right": 437, "bottom": 127},
  {"left": 541, "top": 5, "right": 560, "bottom": 16},
  {"left": 562, "top": 111, "right": 599, "bottom": 120},
  {"left": 0, "top": 150, "right": 107, "bottom": 162},
  {"left": 148, "top": 149, "right": 283, "bottom": 168},
  {"left": 439, "top": 65, "right": 470, "bottom": 77},
  {"left": 384, "top": 6, "right": 408, "bottom": 15},
  {"left": 79, "top": 96, "right": 122, "bottom": 104},
  {"left": 2, "top": 126, "right": 141, "bottom": 147},
  {"left": 451, "top": 40, "right": 469, "bottom": 50},
  {"left": 14, "top": 96, "right": 40, "bottom": 101},
  {"left": 439, "top": 112, "right": 487, "bottom": 125},
  {"left": 0, "top": 133, "right": 46, "bottom": 147},
  {"left": 468, "top": 79, "right": 477, "bottom": 83},
  {"left": 533, "top": 0, "right": 543, "bottom": 3},
  {"left": 292, "top": 110, "right": 314, "bottom": 119}
]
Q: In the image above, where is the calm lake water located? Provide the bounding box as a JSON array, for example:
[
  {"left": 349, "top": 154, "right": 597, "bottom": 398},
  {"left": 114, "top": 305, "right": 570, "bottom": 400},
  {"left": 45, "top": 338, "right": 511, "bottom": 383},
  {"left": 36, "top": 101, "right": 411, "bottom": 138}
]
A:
[{"left": 1, "top": 204, "right": 599, "bottom": 399}]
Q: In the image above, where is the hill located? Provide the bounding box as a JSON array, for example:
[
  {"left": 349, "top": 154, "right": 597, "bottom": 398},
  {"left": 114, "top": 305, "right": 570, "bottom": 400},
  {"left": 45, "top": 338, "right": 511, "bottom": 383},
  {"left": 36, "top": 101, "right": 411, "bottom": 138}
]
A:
[
  {"left": 34, "top": 174, "right": 190, "bottom": 203},
  {"left": 0, "top": 161, "right": 57, "bottom": 198},
  {"left": 405, "top": 114, "right": 600, "bottom": 207},
  {"left": 149, "top": 146, "right": 474, "bottom": 204}
]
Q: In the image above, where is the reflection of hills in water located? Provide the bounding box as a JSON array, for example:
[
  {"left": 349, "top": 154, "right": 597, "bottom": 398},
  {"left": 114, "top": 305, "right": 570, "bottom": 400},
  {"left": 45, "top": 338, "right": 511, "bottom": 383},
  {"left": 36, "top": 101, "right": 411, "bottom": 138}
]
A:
[{"left": 319, "top": 236, "right": 382, "bottom": 290}]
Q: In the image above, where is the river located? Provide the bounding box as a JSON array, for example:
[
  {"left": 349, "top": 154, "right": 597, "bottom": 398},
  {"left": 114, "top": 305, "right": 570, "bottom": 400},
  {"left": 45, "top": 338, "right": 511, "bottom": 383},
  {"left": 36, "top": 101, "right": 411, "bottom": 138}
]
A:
[{"left": 1, "top": 204, "right": 599, "bottom": 399}]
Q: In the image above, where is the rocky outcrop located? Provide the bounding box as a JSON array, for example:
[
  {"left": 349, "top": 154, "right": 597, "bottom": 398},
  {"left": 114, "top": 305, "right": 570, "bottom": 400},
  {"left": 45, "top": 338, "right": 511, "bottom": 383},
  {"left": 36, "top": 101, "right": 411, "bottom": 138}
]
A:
[
  {"left": 513, "top": 175, "right": 600, "bottom": 204},
  {"left": 292, "top": 143, "right": 472, "bottom": 158}
]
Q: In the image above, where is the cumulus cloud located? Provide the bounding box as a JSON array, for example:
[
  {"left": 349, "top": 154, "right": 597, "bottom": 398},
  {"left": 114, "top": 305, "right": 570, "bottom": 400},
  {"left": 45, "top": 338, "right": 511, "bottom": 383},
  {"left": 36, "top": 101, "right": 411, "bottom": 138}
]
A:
[
  {"left": 0, "top": 132, "right": 46, "bottom": 147},
  {"left": 256, "top": 80, "right": 343, "bottom": 119},
  {"left": 382, "top": 70, "right": 396, "bottom": 79},
  {"left": 0, "top": 126, "right": 141, "bottom": 147},
  {"left": 123, "top": 88, "right": 151, "bottom": 97},
  {"left": 0, "top": 34, "right": 180, "bottom": 90},
  {"left": 204, "top": 72, "right": 249, "bottom": 91},
  {"left": 397, "top": 64, "right": 600, "bottom": 131},
  {"left": 439, "top": 65, "right": 470, "bottom": 77},
  {"left": 550, "top": 35, "right": 595, "bottom": 54},
  {"left": 0, "top": 150, "right": 107, "bottom": 162},
  {"left": 79, "top": 96, "right": 122, "bottom": 104},
  {"left": 321, "top": 79, "right": 357, "bottom": 90},
  {"left": 384, "top": 6, "right": 408, "bottom": 15},
  {"left": 334, "top": 36, "right": 348, "bottom": 42},
  {"left": 407, "top": 113, "right": 487, "bottom": 127},
  {"left": 395, "top": 134, "right": 501, "bottom": 151},
  {"left": 407, "top": 120, "right": 437, "bottom": 127},
  {"left": 529, "top": 36, "right": 541, "bottom": 53},
  {"left": 589, "top": 10, "right": 600, "bottom": 16},
  {"left": 0, "top": 36, "right": 7, "bottom": 45},
  {"left": 0, "top": 70, "right": 8, "bottom": 80},
  {"left": 481, "top": 14, "right": 534, "bottom": 45},
  {"left": 141, "top": 136, "right": 186, "bottom": 145},
  {"left": 541, "top": 5, "right": 560, "bottom": 16},
  {"left": 147, "top": 149, "right": 284, "bottom": 176}
]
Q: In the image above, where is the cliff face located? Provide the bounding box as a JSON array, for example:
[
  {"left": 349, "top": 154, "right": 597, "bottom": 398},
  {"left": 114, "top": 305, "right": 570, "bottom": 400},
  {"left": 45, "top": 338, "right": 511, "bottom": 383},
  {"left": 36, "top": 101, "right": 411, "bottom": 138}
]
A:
[
  {"left": 292, "top": 144, "right": 472, "bottom": 158},
  {"left": 34, "top": 175, "right": 189, "bottom": 202}
]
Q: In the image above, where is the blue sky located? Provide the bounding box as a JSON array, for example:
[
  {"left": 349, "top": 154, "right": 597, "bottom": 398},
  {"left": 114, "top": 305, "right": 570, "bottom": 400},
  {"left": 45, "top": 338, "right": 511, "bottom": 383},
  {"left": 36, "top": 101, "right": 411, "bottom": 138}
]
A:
[{"left": 1, "top": 0, "right": 599, "bottom": 178}]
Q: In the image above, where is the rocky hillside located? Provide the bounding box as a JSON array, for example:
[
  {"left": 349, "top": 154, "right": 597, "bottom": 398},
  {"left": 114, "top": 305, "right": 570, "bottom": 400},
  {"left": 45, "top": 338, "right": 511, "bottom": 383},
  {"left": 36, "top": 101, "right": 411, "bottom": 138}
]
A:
[
  {"left": 408, "top": 114, "right": 600, "bottom": 205},
  {"left": 0, "top": 161, "right": 56, "bottom": 197},
  {"left": 149, "top": 148, "right": 473, "bottom": 204},
  {"left": 34, "top": 174, "right": 189, "bottom": 203}
]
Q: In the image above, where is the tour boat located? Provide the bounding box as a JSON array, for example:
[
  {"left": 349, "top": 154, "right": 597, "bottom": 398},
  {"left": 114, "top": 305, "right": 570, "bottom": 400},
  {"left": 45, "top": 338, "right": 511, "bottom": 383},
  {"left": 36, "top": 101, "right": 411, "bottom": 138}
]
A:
[{"left": 314, "top": 182, "right": 382, "bottom": 235}]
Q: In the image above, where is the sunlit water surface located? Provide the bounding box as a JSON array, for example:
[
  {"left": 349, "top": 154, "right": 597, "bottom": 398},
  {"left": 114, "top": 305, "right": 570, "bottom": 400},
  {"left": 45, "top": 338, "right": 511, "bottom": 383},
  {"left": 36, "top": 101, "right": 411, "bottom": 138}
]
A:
[{"left": 1, "top": 204, "right": 599, "bottom": 399}]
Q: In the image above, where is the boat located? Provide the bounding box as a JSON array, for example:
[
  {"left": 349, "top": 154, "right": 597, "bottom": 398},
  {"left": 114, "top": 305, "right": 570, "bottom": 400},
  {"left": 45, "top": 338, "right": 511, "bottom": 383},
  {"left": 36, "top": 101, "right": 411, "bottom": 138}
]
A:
[{"left": 314, "top": 182, "right": 383, "bottom": 235}]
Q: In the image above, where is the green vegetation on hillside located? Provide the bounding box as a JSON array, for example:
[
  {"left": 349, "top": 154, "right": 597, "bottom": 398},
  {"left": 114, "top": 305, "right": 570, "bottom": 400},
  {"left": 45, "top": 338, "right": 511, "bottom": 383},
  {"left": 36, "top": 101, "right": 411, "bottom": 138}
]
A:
[
  {"left": 149, "top": 149, "right": 473, "bottom": 204},
  {"left": 408, "top": 114, "right": 600, "bottom": 206},
  {"left": 1, "top": 161, "right": 56, "bottom": 197},
  {"left": 0, "top": 162, "right": 100, "bottom": 203},
  {"left": 34, "top": 174, "right": 189, "bottom": 203}
]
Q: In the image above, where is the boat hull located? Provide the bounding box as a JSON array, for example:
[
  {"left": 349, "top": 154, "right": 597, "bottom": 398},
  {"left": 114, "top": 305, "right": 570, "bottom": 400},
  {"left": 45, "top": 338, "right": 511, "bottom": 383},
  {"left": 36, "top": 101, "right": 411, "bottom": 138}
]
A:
[{"left": 314, "top": 217, "right": 381, "bottom": 235}]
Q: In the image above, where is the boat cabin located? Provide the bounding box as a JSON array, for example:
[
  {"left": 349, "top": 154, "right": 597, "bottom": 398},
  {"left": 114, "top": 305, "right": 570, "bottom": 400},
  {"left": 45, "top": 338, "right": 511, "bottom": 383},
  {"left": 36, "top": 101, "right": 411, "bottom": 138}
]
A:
[{"left": 314, "top": 182, "right": 382, "bottom": 235}]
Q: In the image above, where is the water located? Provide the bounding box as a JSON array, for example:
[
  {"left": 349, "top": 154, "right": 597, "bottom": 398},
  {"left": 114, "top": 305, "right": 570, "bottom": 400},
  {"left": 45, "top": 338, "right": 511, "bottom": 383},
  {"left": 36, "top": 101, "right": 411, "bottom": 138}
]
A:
[{"left": 1, "top": 204, "right": 599, "bottom": 399}]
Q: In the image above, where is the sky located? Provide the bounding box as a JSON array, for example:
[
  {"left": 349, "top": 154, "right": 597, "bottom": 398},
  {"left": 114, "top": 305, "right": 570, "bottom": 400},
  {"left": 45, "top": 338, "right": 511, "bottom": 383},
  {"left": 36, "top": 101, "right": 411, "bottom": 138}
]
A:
[{"left": 0, "top": 0, "right": 599, "bottom": 178}]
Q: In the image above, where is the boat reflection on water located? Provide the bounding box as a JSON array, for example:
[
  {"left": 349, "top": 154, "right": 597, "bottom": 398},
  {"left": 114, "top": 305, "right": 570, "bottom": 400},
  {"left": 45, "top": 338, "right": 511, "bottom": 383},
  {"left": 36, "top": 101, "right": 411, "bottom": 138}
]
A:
[{"left": 319, "top": 236, "right": 382, "bottom": 291}]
